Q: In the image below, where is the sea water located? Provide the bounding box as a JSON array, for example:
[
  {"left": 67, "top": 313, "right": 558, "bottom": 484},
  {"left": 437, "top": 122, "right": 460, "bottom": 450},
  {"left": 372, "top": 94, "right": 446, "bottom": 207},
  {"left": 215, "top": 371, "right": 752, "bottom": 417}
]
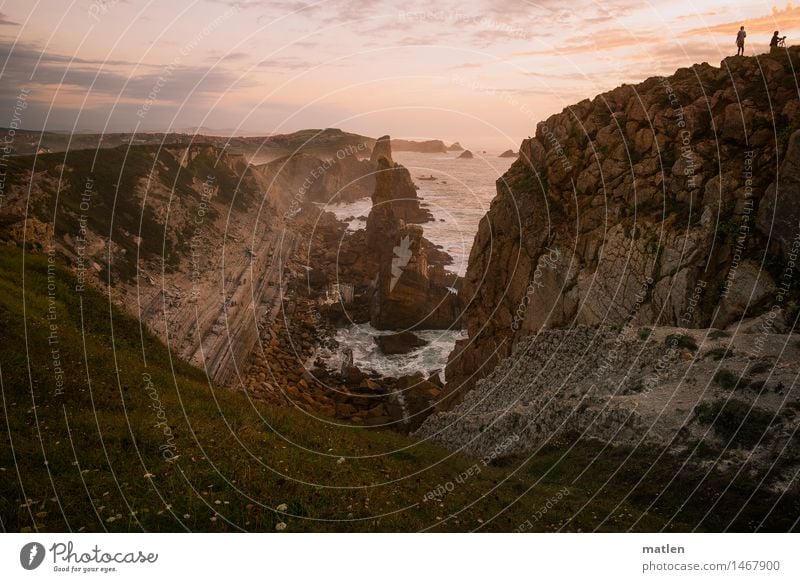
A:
[{"left": 311, "top": 150, "right": 515, "bottom": 379}]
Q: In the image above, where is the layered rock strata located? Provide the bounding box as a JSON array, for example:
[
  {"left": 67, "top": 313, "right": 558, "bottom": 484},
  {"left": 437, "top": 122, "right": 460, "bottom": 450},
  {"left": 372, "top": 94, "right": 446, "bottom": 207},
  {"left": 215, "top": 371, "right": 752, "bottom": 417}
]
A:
[{"left": 445, "top": 47, "right": 800, "bottom": 406}]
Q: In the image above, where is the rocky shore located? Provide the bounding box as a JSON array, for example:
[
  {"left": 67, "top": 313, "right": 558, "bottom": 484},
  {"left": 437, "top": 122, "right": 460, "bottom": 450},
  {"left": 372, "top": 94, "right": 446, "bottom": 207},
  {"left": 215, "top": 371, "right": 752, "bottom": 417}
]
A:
[
  {"left": 242, "top": 294, "right": 444, "bottom": 431},
  {"left": 240, "top": 135, "right": 463, "bottom": 430}
]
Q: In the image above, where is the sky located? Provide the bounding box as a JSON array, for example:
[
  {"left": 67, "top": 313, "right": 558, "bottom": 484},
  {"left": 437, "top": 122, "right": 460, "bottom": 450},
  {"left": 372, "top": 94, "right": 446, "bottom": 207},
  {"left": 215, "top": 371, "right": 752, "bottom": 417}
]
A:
[{"left": 1, "top": 0, "right": 798, "bottom": 150}]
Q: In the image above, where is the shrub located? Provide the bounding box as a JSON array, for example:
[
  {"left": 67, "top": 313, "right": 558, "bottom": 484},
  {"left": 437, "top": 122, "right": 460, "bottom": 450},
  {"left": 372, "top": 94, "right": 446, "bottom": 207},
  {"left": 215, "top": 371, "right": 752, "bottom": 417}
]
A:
[
  {"left": 748, "top": 361, "right": 773, "bottom": 375},
  {"left": 704, "top": 347, "right": 731, "bottom": 360},
  {"left": 714, "top": 369, "right": 745, "bottom": 390},
  {"left": 626, "top": 378, "right": 646, "bottom": 394},
  {"left": 694, "top": 399, "right": 774, "bottom": 448},
  {"left": 666, "top": 333, "right": 698, "bottom": 351}
]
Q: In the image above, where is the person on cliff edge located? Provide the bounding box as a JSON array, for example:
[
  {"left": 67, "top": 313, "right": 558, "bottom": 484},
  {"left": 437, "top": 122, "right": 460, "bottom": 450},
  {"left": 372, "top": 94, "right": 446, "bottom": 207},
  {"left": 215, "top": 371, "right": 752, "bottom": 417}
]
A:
[
  {"left": 736, "top": 26, "right": 746, "bottom": 56},
  {"left": 771, "top": 31, "right": 786, "bottom": 52}
]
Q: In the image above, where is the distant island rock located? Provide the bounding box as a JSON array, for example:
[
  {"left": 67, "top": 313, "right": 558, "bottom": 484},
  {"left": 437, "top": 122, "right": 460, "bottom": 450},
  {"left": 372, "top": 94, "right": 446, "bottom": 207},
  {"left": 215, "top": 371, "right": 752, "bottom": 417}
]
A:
[
  {"left": 499, "top": 149, "right": 518, "bottom": 158},
  {"left": 447, "top": 142, "right": 464, "bottom": 151},
  {"left": 457, "top": 150, "right": 474, "bottom": 159},
  {"left": 390, "top": 139, "right": 448, "bottom": 153}
]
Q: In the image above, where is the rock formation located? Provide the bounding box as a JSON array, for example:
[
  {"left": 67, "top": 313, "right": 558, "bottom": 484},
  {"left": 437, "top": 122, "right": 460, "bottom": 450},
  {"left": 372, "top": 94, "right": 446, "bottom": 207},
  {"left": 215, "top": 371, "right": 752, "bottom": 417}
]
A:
[
  {"left": 364, "top": 155, "right": 433, "bottom": 237},
  {"left": 374, "top": 331, "right": 429, "bottom": 355},
  {"left": 358, "top": 138, "right": 461, "bottom": 330},
  {"left": 255, "top": 150, "right": 375, "bottom": 205},
  {"left": 443, "top": 47, "right": 800, "bottom": 407},
  {"left": 369, "top": 223, "right": 461, "bottom": 330},
  {"left": 499, "top": 149, "right": 518, "bottom": 158},
  {"left": 1, "top": 144, "right": 294, "bottom": 387},
  {"left": 447, "top": 142, "right": 464, "bottom": 151},
  {"left": 457, "top": 150, "right": 474, "bottom": 159},
  {"left": 390, "top": 139, "right": 448, "bottom": 153},
  {"left": 286, "top": 136, "right": 459, "bottom": 335},
  {"left": 420, "top": 324, "right": 800, "bottom": 485},
  {"left": 370, "top": 134, "right": 394, "bottom": 165}
]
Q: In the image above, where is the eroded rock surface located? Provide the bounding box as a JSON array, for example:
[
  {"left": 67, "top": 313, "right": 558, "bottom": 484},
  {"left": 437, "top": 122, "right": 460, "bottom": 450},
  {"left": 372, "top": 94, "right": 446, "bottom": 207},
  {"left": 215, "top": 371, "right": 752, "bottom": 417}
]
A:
[
  {"left": 420, "top": 324, "right": 800, "bottom": 487},
  {"left": 445, "top": 48, "right": 800, "bottom": 406}
]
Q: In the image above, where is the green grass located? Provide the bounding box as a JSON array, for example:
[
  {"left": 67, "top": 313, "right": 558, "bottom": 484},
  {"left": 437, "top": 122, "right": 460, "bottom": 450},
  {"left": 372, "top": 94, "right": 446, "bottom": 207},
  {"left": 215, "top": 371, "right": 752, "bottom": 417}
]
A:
[{"left": 0, "top": 247, "right": 797, "bottom": 532}]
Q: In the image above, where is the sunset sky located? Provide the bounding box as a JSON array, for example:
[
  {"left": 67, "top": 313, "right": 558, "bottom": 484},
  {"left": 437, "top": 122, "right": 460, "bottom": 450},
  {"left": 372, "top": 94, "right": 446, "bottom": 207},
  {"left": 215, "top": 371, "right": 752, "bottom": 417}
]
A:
[{"left": 1, "top": 0, "right": 798, "bottom": 149}]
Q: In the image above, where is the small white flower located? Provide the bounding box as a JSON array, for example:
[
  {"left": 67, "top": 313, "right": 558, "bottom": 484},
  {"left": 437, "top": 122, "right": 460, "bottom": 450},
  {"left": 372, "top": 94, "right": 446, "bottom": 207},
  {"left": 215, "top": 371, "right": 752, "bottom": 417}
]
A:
[
  {"left": 276, "top": 503, "right": 288, "bottom": 512},
  {"left": 336, "top": 457, "right": 346, "bottom": 465},
  {"left": 275, "top": 522, "right": 287, "bottom": 531}
]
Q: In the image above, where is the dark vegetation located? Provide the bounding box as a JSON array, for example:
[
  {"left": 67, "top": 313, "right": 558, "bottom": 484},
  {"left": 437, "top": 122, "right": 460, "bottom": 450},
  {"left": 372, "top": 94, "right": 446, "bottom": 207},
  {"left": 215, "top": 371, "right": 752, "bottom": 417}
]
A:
[
  {"left": 665, "top": 333, "right": 698, "bottom": 351},
  {"left": 694, "top": 399, "right": 775, "bottom": 449},
  {"left": 5, "top": 145, "right": 259, "bottom": 282}
]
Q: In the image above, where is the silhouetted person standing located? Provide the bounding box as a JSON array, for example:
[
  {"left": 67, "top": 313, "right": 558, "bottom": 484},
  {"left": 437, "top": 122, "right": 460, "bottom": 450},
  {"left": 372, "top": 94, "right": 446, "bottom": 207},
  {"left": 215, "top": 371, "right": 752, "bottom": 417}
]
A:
[
  {"left": 770, "top": 31, "right": 786, "bottom": 53},
  {"left": 736, "top": 26, "right": 746, "bottom": 56}
]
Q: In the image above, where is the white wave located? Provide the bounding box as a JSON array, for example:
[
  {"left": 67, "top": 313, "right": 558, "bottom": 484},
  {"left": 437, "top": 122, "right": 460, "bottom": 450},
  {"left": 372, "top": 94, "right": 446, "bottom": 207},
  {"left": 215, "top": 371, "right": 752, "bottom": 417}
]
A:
[
  {"left": 307, "top": 323, "right": 466, "bottom": 382},
  {"left": 313, "top": 198, "right": 372, "bottom": 231}
]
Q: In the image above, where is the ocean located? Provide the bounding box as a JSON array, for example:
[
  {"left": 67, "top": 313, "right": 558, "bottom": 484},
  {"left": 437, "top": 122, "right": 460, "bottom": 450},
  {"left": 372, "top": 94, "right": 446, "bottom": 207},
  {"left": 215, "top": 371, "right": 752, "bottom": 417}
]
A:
[{"left": 310, "top": 150, "right": 515, "bottom": 379}]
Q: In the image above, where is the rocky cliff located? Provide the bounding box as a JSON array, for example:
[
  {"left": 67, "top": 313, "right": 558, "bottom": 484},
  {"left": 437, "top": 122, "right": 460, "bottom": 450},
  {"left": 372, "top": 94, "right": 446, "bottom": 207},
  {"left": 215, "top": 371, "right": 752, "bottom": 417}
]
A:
[
  {"left": 390, "top": 139, "right": 448, "bottom": 153},
  {"left": 1, "top": 144, "right": 296, "bottom": 386},
  {"left": 444, "top": 47, "right": 800, "bottom": 406},
  {"left": 369, "top": 222, "right": 461, "bottom": 330},
  {"left": 255, "top": 148, "right": 375, "bottom": 205}
]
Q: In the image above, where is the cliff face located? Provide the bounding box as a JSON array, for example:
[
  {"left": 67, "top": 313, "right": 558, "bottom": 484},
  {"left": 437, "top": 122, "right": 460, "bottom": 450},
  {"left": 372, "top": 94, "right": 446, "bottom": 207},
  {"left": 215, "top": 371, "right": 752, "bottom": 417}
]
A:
[
  {"left": 1, "top": 144, "right": 294, "bottom": 386},
  {"left": 255, "top": 149, "right": 375, "bottom": 206},
  {"left": 369, "top": 222, "right": 461, "bottom": 330},
  {"left": 390, "top": 139, "right": 448, "bottom": 153},
  {"left": 444, "top": 47, "right": 800, "bottom": 405}
]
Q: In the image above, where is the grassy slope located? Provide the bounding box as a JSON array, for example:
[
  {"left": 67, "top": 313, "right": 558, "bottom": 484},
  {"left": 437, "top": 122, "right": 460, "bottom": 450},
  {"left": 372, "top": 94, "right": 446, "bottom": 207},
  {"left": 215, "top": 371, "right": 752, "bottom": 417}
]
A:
[{"left": 0, "top": 246, "right": 797, "bottom": 532}]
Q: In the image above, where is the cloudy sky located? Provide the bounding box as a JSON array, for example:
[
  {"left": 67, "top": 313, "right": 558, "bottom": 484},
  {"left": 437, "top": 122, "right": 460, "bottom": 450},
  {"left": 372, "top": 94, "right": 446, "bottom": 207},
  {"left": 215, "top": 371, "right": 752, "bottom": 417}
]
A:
[{"left": 1, "top": 0, "right": 798, "bottom": 149}]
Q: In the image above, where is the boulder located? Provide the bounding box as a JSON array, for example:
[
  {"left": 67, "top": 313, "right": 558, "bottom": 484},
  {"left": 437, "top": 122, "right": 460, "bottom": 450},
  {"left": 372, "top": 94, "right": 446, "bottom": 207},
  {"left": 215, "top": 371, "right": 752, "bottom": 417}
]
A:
[
  {"left": 342, "top": 364, "right": 365, "bottom": 385},
  {"left": 457, "top": 150, "right": 474, "bottom": 159},
  {"left": 374, "top": 331, "right": 429, "bottom": 355}
]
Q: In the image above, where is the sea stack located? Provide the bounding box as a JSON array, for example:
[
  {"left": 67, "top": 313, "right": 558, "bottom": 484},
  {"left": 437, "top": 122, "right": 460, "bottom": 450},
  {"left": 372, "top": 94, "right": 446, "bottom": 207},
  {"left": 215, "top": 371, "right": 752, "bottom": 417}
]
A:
[{"left": 370, "top": 134, "right": 393, "bottom": 164}]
